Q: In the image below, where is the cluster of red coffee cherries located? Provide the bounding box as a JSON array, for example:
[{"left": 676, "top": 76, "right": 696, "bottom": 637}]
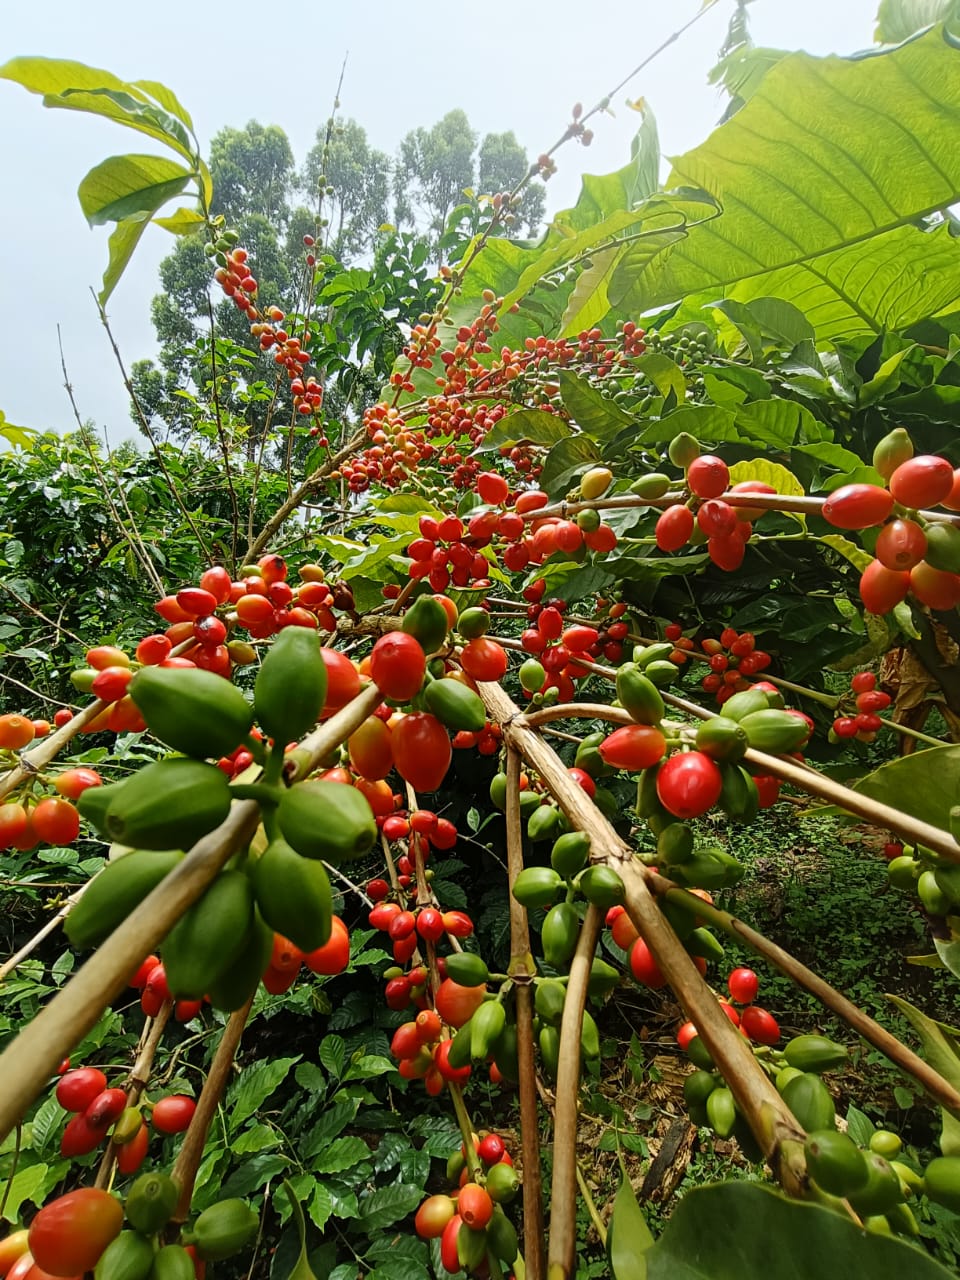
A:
[
  {"left": 831, "top": 670, "right": 890, "bottom": 744},
  {"left": 54, "top": 1057, "right": 196, "bottom": 1170},
  {"left": 820, "top": 436, "right": 960, "bottom": 615},
  {"left": 414, "top": 1135, "right": 519, "bottom": 1275},
  {"left": 369, "top": 899, "right": 474, "bottom": 973},
  {"left": 669, "top": 623, "right": 773, "bottom": 706},
  {"left": 0, "top": 732, "right": 98, "bottom": 852},
  {"left": 655, "top": 454, "right": 776, "bottom": 572}
]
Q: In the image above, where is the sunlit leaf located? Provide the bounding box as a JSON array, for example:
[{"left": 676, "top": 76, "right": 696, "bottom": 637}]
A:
[{"left": 78, "top": 154, "right": 192, "bottom": 227}]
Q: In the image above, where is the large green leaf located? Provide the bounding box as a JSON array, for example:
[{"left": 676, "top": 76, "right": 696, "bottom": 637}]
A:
[
  {"left": 608, "top": 28, "right": 960, "bottom": 337},
  {"left": 644, "top": 1181, "right": 956, "bottom": 1278},
  {"left": 559, "top": 371, "right": 634, "bottom": 442},
  {"left": 849, "top": 744, "right": 960, "bottom": 830},
  {"left": 98, "top": 214, "right": 152, "bottom": 306},
  {"left": 607, "top": 1166, "right": 653, "bottom": 1280},
  {"left": 0, "top": 58, "right": 195, "bottom": 160},
  {"left": 476, "top": 409, "right": 570, "bottom": 452},
  {"left": 887, "top": 994, "right": 960, "bottom": 1153},
  {"left": 78, "top": 154, "right": 192, "bottom": 227},
  {"left": 875, "top": 0, "right": 955, "bottom": 42}
]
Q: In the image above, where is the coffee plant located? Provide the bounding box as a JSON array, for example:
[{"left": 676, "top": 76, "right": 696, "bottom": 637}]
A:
[{"left": 4, "top": 10, "right": 960, "bottom": 1278}]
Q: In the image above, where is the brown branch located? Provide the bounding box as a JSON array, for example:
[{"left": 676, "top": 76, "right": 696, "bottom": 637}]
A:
[
  {"left": 476, "top": 679, "right": 808, "bottom": 1267},
  {"left": 505, "top": 748, "right": 544, "bottom": 1280},
  {"left": 0, "top": 699, "right": 110, "bottom": 801},
  {"left": 0, "top": 683, "right": 382, "bottom": 1142},
  {"left": 171, "top": 998, "right": 254, "bottom": 1221},
  {"left": 646, "top": 872, "right": 960, "bottom": 1116},
  {"left": 548, "top": 904, "right": 602, "bottom": 1277},
  {"left": 95, "top": 999, "right": 173, "bottom": 1189},
  {"left": 242, "top": 429, "right": 368, "bottom": 565}
]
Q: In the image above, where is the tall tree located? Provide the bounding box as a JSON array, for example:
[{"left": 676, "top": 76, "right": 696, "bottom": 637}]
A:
[
  {"left": 478, "top": 130, "right": 545, "bottom": 237},
  {"left": 394, "top": 110, "right": 477, "bottom": 257},
  {"left": 210, "top": 121, "right": 295, "bottom": 226},
  {"left": 301, "top": 118, "right": 390, "bottom": 262}
]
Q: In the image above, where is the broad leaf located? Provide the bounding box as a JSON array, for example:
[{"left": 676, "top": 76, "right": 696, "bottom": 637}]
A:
[
  {"left": 0, "top": 410, "right": 36, "bottom": 450},
  {"left": 849, "top": 745, "right": 960, "bottom": 831},
  {"left": 98, "top": 214, "right": 152, "bottom": 306},
  {"left": 229, "top": 1056, "right": 300, "bottom": 1128},
  {"left": 887, "top": 994, "right": 960, "bottom": 1155},
  {"left": 559, "top": 371, "right": 634, "bottom": 442},
  {"left": 875, "top": 0, "right": 955, "bottom": 43},
  {"left": 476, "top": 409, "right": 570, "bottom": 452},
  {"left": 644, "top": 1180, "right": 957, "bottom": 1278},
  {"left": 607, "top": 1166, "right": 653, "bottom": 1280},
  {"left": 0, "top": 1163, "right": 48, "bottom": 1221},
  {"left": 153, "top": 206, "right": 206, "bottom": 235},
  {"left": 540, "top": 436, "right": 601, "bottom": 497},
  {"left": 78, "top": 154, "right": 192, "bottom": 227},
  {"left": 608, "top": 29, "right": 960, "bottom": 337},
  {"left": 357, "top": 1184, "right": 424, "bottom": 1232},
  {"left": 0, "top": 59, "right": 194, "bottom": 159}
]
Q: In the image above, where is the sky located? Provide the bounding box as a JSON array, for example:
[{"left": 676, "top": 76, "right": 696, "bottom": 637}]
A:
[{"left": 0, "top": 0, "right": 880, "bottom": 447}]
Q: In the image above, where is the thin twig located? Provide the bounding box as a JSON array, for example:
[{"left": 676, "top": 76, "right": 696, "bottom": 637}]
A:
[
  {"left": 58, "top": 327, "right": 165, "bottom": 596},
  {"left": 95, "top": 298, "right": 214, "bottom": 566}
]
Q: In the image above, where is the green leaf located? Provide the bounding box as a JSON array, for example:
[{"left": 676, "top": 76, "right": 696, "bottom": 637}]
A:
[
  {"left": 0, "top": 410, "right": 37, "bottom": 450},
  {"left": 0, "top": 59, "right": 195, "bottom": 159},
  {"left": 301, "top": 1098, "right": 361, "bottom": 1159},
  {"left": 644, "top": 1180, "right": 958, "bottom": 1278},
  {"left": 233, "top": 1124, "right": 281, "bottom": 1155},
  {"left": 477, "top": 409, "right": 570, "bottom": 453},
  {"left": 29, "top": 1097, "right": 62, "bottom": 1154},
  {"left": 228, "top": 1056, "right": 301, "bottom": 1128},
  {"left": 540, "top": 436, "right": 601, "bottom": 497},
  {"left": 0, "top": 1163, "right": 48, "bottom": 1221},
  {"left": 875, "top": 0, "right": 954, "bottom": 43},
  {"left": 743, "top": 297, "right": 816, "bottom": 346},
  {"left": 357, "top": 1184, "right": 424, "bottom": 1232},
  {"left": 559, "top": 371, "right": 635, "bottom": 442},
  {"left": 728, "top": 458, "right": 804, "bottom": 496},
  {"left": 848, "top": 745, "right": 960, "bottom": 831},
  {"left": 560, "top": 246, "right": 624, "bottom": 337},
  {"left": 635, "top": 404, "right": 737, "bottom": 447},
  {"left": 820, "top": 534, "right": 873, "bottom": 571},
  {"left": 312, "top": 1136, "right": 370, "bottom": 1175},
  {"left": 634, "top": 353, "right": 686, "bottom": 403},
  {"left": 130, "top": 79, "right": 195, "bottom": 130},
  {"left": 887, "top": 994, "right": 960, "bottom": 1155},
  {"left": 734, "top": 399, "right": 819, "bottom": 448},
  {"left": 98, "top": 214, "right": 152, "bottom": 306},
  {"left": 153, "top": 206, "right": 206, "bottom": 235},
  {"left": 280, "top": 1179, "right": 319, "bottom": 1280},
  {"left": 319, "top": 1036, "right": 346, "bottom": 1079},
  {"left": 609, "top": 30, "right": 960, "bottom": 339},
  {"left": 78, "top": 154, "right": 192, "bottom": 227},
  {"left": 607, "top": 1166, "right": 653, "bottom": 1280}
]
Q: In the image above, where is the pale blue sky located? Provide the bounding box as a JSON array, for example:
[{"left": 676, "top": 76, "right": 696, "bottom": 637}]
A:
[{"left": 0, "top": 0, "right": 878, "bottom": 445}]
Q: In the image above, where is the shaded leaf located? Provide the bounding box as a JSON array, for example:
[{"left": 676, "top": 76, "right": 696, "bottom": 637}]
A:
[
  {"left": 0, "top": 1163, "right": 48, "bottom": 1221},
  {"left": 887, "top": 994, "right": 960, "bottom": 1156},
  {"left": 153, "top": 206, "right": 206, "bottom": 235},
  {"left": 849, "top": 745, "right": 960, "bottom": 831},
  {"left": 358, "top": 1184, "right": 424, "bottom": 1232},
  {"left": 476, "top": 409, "right": 569, "bottom": 453},
  {"left": 229, "top": 1056, "right": 300, "bottom": 1128},
  {"left": 607, "top": 1166, "right": 653, "bottom": 1280},
  {"left": 645, "top": 1180, "right": 956, "bottom": 1278},
  {"left": 98, "top": 214, "right": 151, "bottom": 306}
]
